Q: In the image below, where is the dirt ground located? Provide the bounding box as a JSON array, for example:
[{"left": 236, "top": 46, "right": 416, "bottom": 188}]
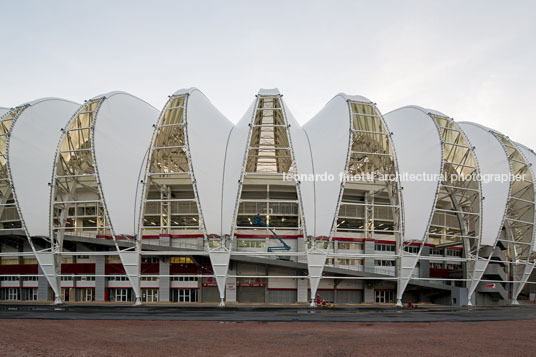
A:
[{"left": 0, "top": 319, "right": 535, "bottom": 356}]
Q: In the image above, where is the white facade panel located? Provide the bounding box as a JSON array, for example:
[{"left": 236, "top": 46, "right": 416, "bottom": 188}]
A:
[
  {"left": 170, "top": 281, "right": 199, "bottom": 289},
  {"left": 22, "top": 281, "right": 38, "bottom": 288},
  {"left": 268, "top": 278, "right": 297, "bottom": 289},
  {"left": 458, "top": 122, "right": 510, "bottom": 247},
  {"left": 185, "top": 89, "right": 234, "bottom": 236},
  {"left": 75, "top": 280, "right": 96, "bottom": 288},
  {"left": 337, "top": 280, "right": 364, "bottom": 289},
  {"left": 220, "top": 102, "right": 255, "bottom": 236},
  {"left": 303, "top": 95, "right": 350, "bottom": 237},
  {"left": 9, "top": 98, "right": 80, "bottom": 236},
  {"left": 285, "top": 103, "right": 315, "bottom": 238},
  {"left": 514, "top": 143, "right": 536, "bottom": 252},
  {"left": 384, "top": 106, "right": 442, "bottom": 242},
  {"left": 93, "top": 92, "right": 159, "bottom": 236}
]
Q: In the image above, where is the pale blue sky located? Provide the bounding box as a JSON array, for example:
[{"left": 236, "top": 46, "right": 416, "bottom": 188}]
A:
[{"left": 1, "top": 0, "right": 535, "bottom": 147}]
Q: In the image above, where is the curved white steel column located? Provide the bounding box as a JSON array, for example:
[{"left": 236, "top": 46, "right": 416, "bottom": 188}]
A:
[
  {"left": 384, "top": 106, "right": 443, "bottom": 306},
  {"left": 95, "top": 93, "right": 159, "bottom": 305},
  {"left": 511, "top": 143, "right": 536, "bottom": 303},
  {"left": 302, "top": 95, "right": 349, "bottom": 305},
  {"left": 458, "top": 122, "right": 510, "bottom": 305},
  {"left": 490, "top": 133, "right": 535, "bottom": 304},
  {"left": 138, "top": 88, "right": 233, "bottom": 306},
  {"left": 226, "top": 89, "right": 308, "bottom": 305},
  {"left": 304, "top": 94, "right": 403, "bottom": 306},
  {"left": 391, "top": 108, "right": 482, "bottom": 307},
  {"left": 3, "top": 98, "right": 79, "bottom": 304},
  {"left": 184, "top": 89, "right": 234, "bottom": 306},
  {"left": 51, "top": 92, "right": 158, "bottom": 305},
  {"left": 459, "top": 123, "right": 535, "bottom": 305}
]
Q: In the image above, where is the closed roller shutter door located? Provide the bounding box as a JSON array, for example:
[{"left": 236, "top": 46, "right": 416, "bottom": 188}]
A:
[
  {"left": 237, "top": 287, "right": 265, "bottom": 303},
  {"left": 317, "top": 290, "right": 334, "bottom": 303},
  {"left": 336, "top": 290, "right": 363, "bottom": 304},
  {"left": 268, "top": 289, "right": 297, "bottom": 303},
  {"left": 202, "top": 287, "right": 220, "bottom": 303}
]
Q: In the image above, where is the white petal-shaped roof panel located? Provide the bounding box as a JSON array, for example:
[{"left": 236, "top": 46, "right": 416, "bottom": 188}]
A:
[
  {"left": 221, "top": 101, "right": 255, "bottom": 236},
  {"left": 514, "top": 142, "right": 536, "bottom": 252},
  {"left": 93, "top": 92, "right": 159, "bottom": 236},
  {"left": 458, "top": 122, "right": 510, "bottom": 247},
  {"left": 334, "top": 93, "right": 371, "bottom": 103},
  {"left": 303, "top": 94, "right": 351, "bottom": 237},
  {"left": 285, "top": 102, "right": 315, "bottom": 237},
  {"left": 384, "top": 106, "right": 442, "bottom": 242},
  {"left": 186, "top": 89, "right": 234, "bottom": 236},
  {"left": 9, "top": 98, "right": 80, "bottom": 236}
]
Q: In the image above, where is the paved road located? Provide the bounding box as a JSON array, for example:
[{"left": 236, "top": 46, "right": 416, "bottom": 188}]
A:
[{"left": 2, "top": 303, "right": 536, "bottom": 322}]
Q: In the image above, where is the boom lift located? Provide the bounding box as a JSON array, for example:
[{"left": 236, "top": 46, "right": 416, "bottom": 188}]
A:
[{"left": 253, "top": 214, "right": 291, "bottom": 252}]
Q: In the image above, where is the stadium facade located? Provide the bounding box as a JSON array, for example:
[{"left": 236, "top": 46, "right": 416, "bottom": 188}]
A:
[{"left": 0, "top": 89, "right": 534, "bottom": 306}]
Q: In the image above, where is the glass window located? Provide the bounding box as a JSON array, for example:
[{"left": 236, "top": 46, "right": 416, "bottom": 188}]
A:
[
  {"left": 172, "top": 289, "right": 198, "bottom": 303},
  {"left": 8, "top": 288, "right": 19, "bottom": 300},
  {"left": 375, "top": 243, "right": 395, "bottom": 252},
  {"left": 404, "top": 246, "right": 419, "bottom": 254},
  {"left": 375, "top": 290, "right": 394, "bottom": 303},
  {"left": 375, "top": 260, "right": 395, "bottom": 267},
  {"left": 142, "top": 288, "right": 159, "bottom": 302}
]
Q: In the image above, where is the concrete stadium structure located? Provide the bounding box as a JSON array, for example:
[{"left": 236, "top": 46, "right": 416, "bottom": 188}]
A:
[{"left": 0, "top": 89, "right": 535, "bottom": 306}]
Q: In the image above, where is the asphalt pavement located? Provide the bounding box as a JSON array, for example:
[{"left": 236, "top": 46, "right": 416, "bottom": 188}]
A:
[{"left": 1, "top": 303, "right": 536, "bottom": 322}]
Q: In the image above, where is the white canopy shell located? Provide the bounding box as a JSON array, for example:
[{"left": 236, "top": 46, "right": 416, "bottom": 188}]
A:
[
  {"left": 384, "top": 106, "right": 443, "bottom": 242},
  {"left": 182, "top": 88, "right": 234, "bottom": 236},
  {"left": 514, "top": 142, "right": 536, "bottom": 252},
  {"left": 303, "top": 94, "right": 358, "bottom": 237},
  {"left": 221, "top": 101, "right": 254, "bottom": 236},
  {"left": 283, "top": 100, "right": 315, "bottom": 237},
  {"left": 458, "top": 122, "right": 510, "bottom": 247},
  {"left": 93, "top": 92, "right": 159, "bottom": 236},
  {"left": 9, "top": 98, "right": 80, "bottom": 236}
]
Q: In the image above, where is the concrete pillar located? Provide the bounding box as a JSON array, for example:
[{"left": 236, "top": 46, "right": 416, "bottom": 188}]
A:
[
  {"left": 95, "top": 255, "right": 105, "bottom": 302},
  {"left": 364, "top": 241, "right": 375, "bottom": 273},
  {"left": 364, "top": 281, "right": 375, "bottom": 303},
  {"left": 451, "top": 287, "right": 468, "bottom": 306},
  {"left": 225, "top": 265, "right": 237, "bottom": 302},
  {"left": 297, "top": 238, "right": 307, "bottom": 263},
  {"left": 37, "top": 265, "right": 51, "bottom": 301},
  {"left": 419, "top": 246, "right": 430, "bottom": 278},
  {"left": 297, "top": 278, "right": 308, "bottom": 303},
  {"left": 159, "top": 258, "right": 170, "bottom": 302},
  {"left": 230, "top": 237, "right": 237, "bottom": 251}
]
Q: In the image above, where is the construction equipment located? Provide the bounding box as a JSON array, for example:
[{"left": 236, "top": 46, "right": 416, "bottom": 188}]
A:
[{"left": 253, "top": 214, "right": 291, "bottom": 252}]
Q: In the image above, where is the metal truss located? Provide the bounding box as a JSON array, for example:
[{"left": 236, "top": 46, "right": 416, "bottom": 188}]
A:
[
  {"left": 396, "top": 112, "right": 482, "bottom": 306},
  {"left": 3, "top": 95, "right": 533, "bottom": 307},
  {"left": 50, "top": 97, "right": 144, "bottom": 304},
  {"left": 491, "top": 132, "right": 536, "bottom": 303},
  {"left": 138, "top": 93, "right": 206, "bottom": 238},
  {"left": 306, "top": 99, "right": 404, "bottom": 306},
  {"left": 0, "top": 104, "right": 64, "bottom": 303},
  {"left": 230, "top": 94, "right": 306, "bottom": 245},
  {"left": 229, "top": 93, "right": 307, "bottom": 303},
  {"left": 136, "top": 92, "right": 214, "bottom": 302}
]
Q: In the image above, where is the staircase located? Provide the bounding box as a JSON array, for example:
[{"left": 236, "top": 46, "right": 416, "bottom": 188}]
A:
[{"left": 476, "top": 246, "right": 509, "bottom": 302}]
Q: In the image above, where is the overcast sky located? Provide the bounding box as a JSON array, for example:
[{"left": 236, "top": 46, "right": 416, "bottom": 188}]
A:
[{"left": 1, "top": 0, "right": 535, "bottom": 147}]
